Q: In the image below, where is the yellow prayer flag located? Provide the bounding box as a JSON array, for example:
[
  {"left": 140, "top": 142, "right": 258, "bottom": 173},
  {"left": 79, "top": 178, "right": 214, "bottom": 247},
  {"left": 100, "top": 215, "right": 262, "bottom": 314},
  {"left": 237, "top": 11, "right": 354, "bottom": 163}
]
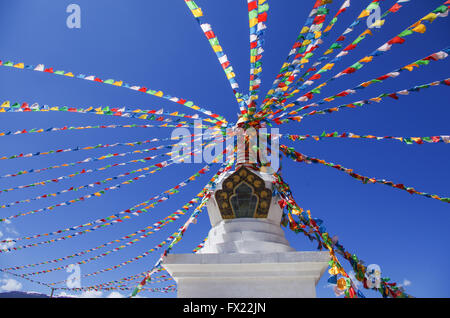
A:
[
  {"left": 300, "top": 58, "right": 309, "bottom": 64},
  {"left": 412, "top": 24, "right": 426, "bottom": 33},
  {"left": 249, "top": 18, "right": 258, "bottom": 28},
  {"left": 359, "top": 56, "right": 373, "bottom": 63},
  {"left": 422, "top": 13, "right": 437, "bottom": 23},
  {"left": 212, "top": 45, "right": 223, "bottom": 53},
  {"left": 361, "top": 29, "right": 373, "bottom": 37},
  {"left": 192, "top": 8, "right": 203, "bottom": 18},
  {"left": 328, "top": 266, "right": 339, "bottom": 275},
  {"left": 357, "top": 10, "right": 370, "bottom": 19},
  {"left": 300, "top": 26, "right": 309, "bottom": 34},
  {"left": 226, "top": 72, "right": 236, "bottom": 79},
  {"left": 403, "top": 65, "right": 414, "bottom": 72},
  {"left": 322, "top": 63, "right": 334, "bottom": 70}
]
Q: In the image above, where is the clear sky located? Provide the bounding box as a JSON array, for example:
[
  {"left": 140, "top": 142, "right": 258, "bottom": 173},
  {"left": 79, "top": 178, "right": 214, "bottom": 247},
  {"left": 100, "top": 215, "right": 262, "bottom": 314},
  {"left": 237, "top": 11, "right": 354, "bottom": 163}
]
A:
[{"left": 0, "top": 0, "right": 449, "bottom": 298}]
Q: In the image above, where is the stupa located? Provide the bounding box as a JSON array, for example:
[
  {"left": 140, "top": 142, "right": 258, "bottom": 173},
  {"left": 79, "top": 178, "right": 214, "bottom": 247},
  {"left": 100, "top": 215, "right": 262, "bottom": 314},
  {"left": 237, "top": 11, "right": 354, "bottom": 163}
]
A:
[{"left": 163, "top": 133, "right": 330, "bottom": 298}]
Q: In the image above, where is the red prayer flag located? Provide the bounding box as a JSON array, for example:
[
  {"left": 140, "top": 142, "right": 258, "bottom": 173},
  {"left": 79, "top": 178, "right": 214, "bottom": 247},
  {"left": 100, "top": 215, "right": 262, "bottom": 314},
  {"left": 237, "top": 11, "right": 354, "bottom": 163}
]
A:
[
  {"left": 389, "top": 3, "right": 402, "bottom": 13},
  {"left": 387, "top": 36, "right": 405, "bottom": 45},
  {"left": 248, "top": 1, "right": 257, "bottom": 11}
]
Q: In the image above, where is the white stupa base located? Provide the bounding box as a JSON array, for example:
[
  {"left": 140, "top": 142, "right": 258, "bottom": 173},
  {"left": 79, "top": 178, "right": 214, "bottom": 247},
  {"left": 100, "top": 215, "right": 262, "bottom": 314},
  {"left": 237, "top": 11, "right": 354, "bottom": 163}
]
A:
[{"left": 163, "top": 251, "right": 330, "bottom": 298}]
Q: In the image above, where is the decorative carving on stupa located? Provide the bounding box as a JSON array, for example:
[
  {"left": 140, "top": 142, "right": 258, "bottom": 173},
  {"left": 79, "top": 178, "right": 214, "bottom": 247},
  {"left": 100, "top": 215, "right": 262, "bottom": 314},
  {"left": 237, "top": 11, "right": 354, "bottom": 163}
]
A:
[{"left": 214, "top": 166, "right": 272, "bottom": 220}]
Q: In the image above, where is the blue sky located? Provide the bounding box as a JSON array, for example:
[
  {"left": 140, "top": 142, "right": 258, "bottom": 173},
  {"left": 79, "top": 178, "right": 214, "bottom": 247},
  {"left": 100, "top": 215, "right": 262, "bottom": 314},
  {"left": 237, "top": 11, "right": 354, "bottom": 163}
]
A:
[{"left": 0, "top": 0, "right": 449, "bottom": 298}]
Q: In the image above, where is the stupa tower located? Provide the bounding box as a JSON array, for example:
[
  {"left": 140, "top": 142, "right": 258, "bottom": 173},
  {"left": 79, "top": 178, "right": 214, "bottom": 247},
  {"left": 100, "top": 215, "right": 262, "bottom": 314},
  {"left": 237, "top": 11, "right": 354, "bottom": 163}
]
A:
[{"left": 163, "top": 128, "right": 330, "bottom": 298}]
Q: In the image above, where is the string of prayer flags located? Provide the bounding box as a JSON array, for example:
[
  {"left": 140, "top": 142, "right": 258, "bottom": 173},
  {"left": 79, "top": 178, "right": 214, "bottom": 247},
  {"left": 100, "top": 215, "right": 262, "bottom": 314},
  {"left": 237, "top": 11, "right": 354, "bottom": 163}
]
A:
[
  {"left": 54, "top": 285, "right": 176, "bottom": 293},
  {"left": 0, "top": 269, "right": 52, "bottom": 289},
  {"left": 75, "top": 268, "right": 167, "bottom": 291},
  {"left": 0, "top": 132, "right": 210, "bottom": 163},
  {"left": 263, "top": 1, "right": 449, "bottom": 120},
  {"left": 184, "top": 0, "right": 246, "bottom": 116},
  {"left": 0, "top": 59, "right": 228, "bottom": 125},
  {"left": 85, "top": 271, "right": 169, "bottom": 290},
  {"left": 294, "top": 0, "right": 351, "bottom": 68},
  {"left": 330, "top": 2, "right": 450, "bottom": 80},
  {"left": 0, "top": 163, "right": 215, "bottom": 252},
  {"left": 261, "top": 0, "right": 351, "bottom": 112},
  {"left": 192, "top": 236, "right": 208, "bottom": 253},
  {"left": 0, "top": 135, "right": 208, "bottom": 194},
  {"left": 261, "top": 0, "right": 333, "bottom": 108},
  {"left": 29, "top": 228, "right": 184, "bottom": 280},
  {"left": 275, "top": 175, "right": 410, "bottom": 298},
  {"left": 0, "top": 143, "right": 176, "bottom": 180},
  {"left": 0, "top": 164, "right": 168, "bottom": 222},
  {"left": 288, "top": 2, "right": 449, "bottom": 106},
  {"left": 0, "top": 150, "right": 189, "bottom": 209},
  {"left": 109, "top": 276, "right": 174, "bottom": 289},
  {"left": 1, "top": 223, "right": 161, "bottom": 271},
  {"left": 282, "top": 131, "right": 450, "bottom": 145},
  {"left": 1, "top": 143, "right": 234, "bottom": 251},
  {"left": 0, "top": 101, "right": 214, "bottom": 125},
  {"left": 276, "top": 0, "right": 412, "bottom": 104},
  {"left": 273, "top": 47, "right": 450, "bottom": 119},
  {"left": 0, "top": 123, "right": 212, "bottom": 139},
  {"left": 131, "top": 156, "right": 236, "bottom": 297},
  {"left": 275, "top": 79, "right": 450, "bottom": 124},
  {"left": 54, "top": 232, "right": 184, "bottom": 283},
  {"left": 0, "top": 133, "right": 217, "bottom": 182},
  {"left": 131, "top": 196, "right": 211, "bottom": 296},
  {"left": 274, "top": 176, "right": 358, "bottom": 297},
  {"left": 285, "top": 0, "right": 410, "bottom": 98},
  {"left": 55, "top": 164, "right": 230, "bottom": 285},
  {"left": 247, "top": 0, "right": 269, "bottom": 113},
  {"left": 279, "top": 144, "right": 450, "bottom": 203},
  {"left": 12, "top": 211, "right": 183, "bottom": 276},
  {"left": 0, "top": 140, "right": 215, "bottom": 222}
]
